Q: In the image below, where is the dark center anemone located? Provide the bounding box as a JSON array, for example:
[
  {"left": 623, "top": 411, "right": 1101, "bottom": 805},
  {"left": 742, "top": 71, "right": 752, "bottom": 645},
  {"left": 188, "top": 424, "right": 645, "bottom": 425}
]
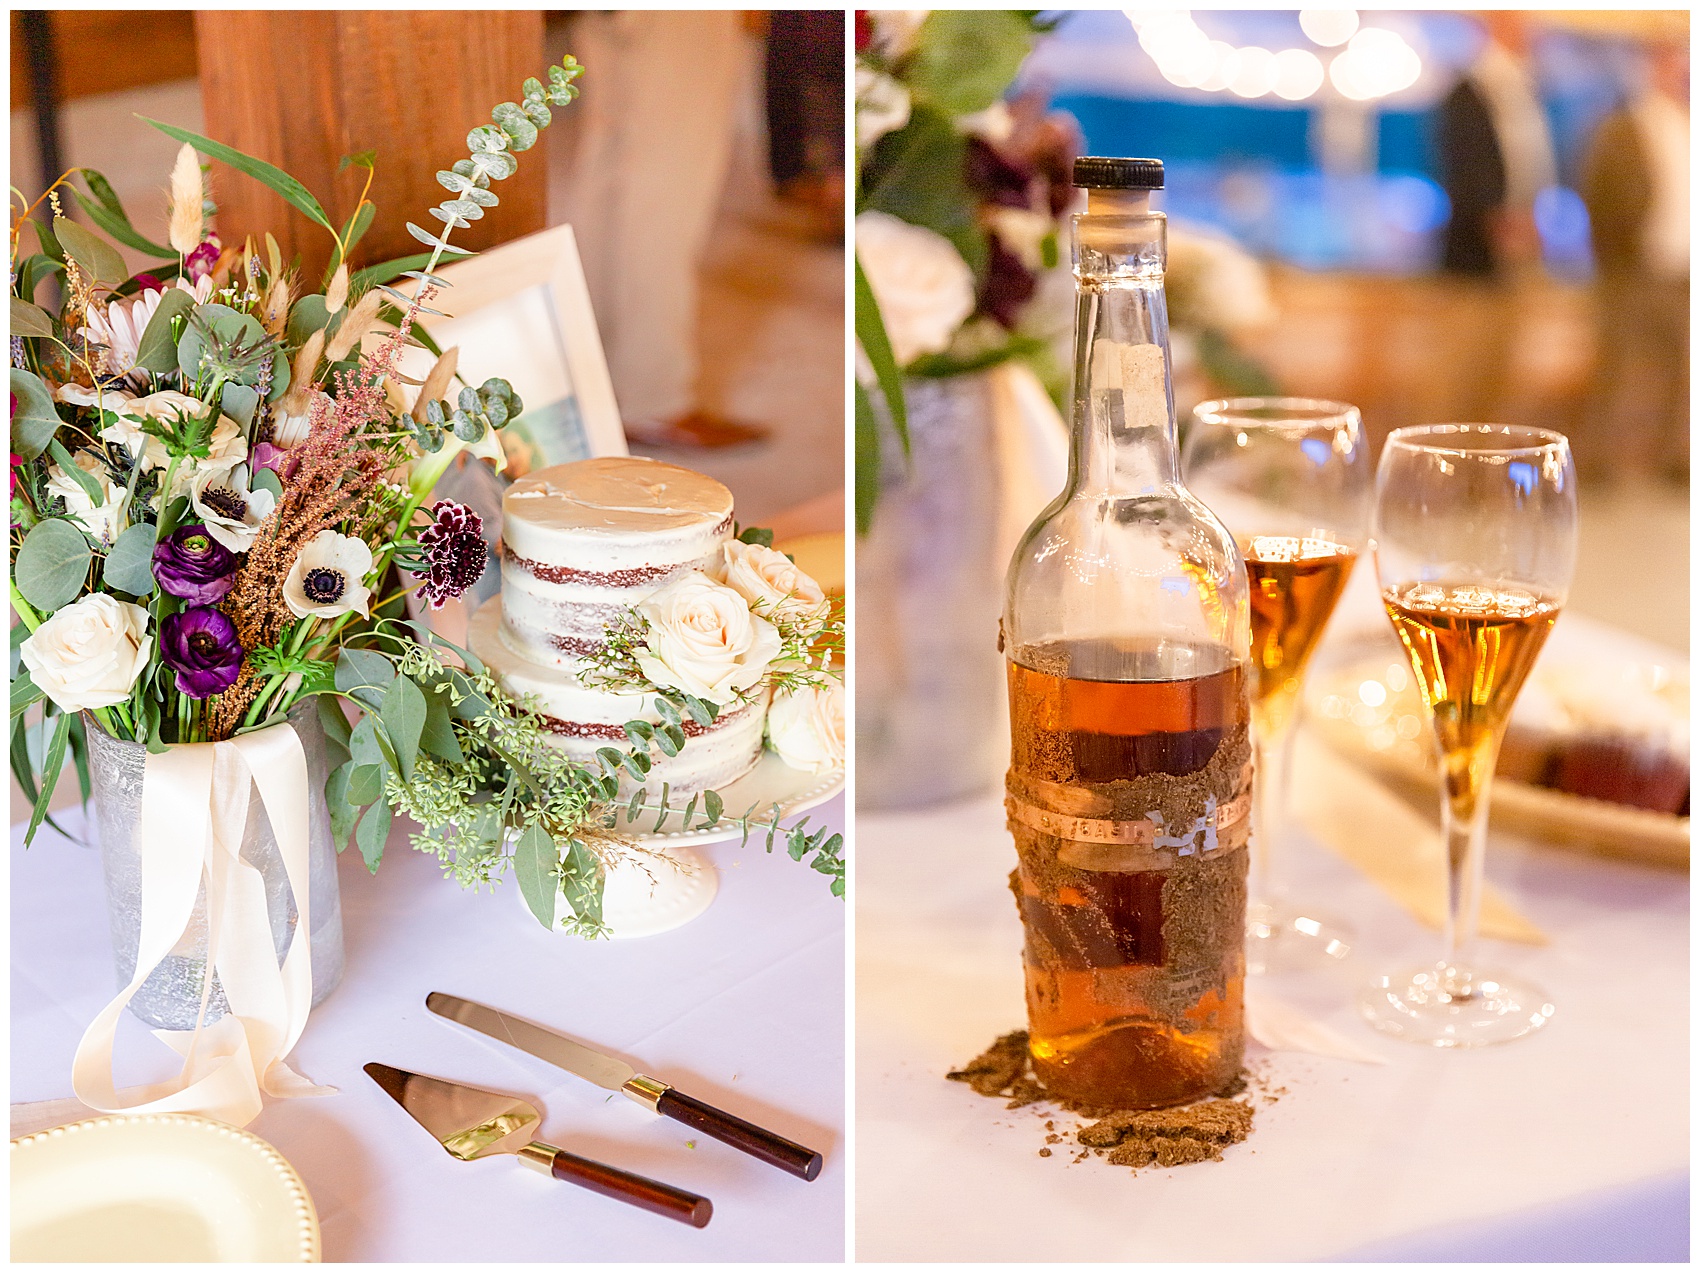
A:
[
  {"left": 200, "top": 486, "right": 248, "bottom": 521},
  {"left": 303, "top": 567, "right": 345, "bottom": 603}
]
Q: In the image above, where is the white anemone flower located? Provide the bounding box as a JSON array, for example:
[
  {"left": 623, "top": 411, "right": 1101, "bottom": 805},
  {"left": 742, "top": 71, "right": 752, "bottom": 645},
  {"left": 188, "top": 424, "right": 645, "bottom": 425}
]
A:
[
  {"left": 46, "top": 451, "right": 127, "bottom": 546},
  {"left": 189, "top": 468, "right": 277, "bottom": 552},
  {"left": 55, "top": 382, "right": 137, "bottom": 414},
  {"left": 283, "top": 531, "right": 374, "bottom": 620}
]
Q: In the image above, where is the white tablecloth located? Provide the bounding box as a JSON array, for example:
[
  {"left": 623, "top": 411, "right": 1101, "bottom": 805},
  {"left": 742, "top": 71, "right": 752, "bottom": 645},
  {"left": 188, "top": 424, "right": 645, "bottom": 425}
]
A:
[
  {"left": 12, "top": 797, "right": 844, "bottom": 1262},
  {"left": 855, "top": 583, "right": 1689, "bottom": 1262}
]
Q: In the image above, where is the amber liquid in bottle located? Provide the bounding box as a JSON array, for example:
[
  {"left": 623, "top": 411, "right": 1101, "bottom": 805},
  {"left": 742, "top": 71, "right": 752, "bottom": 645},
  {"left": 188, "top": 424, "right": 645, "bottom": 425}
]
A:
[
  {"left": 1007, "top": 637, "right": 1249, "bottom": 1110},
  {"left": 1244, "top": 535, "right": 1356, "bottom": 725},
  {"left": 1383, "top": 582, "right": 1560, "bottom": 811}
]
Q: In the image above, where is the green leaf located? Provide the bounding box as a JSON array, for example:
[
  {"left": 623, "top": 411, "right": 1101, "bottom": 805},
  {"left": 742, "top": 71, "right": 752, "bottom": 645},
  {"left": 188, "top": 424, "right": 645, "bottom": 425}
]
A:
[
  {"left": 623, "top": 720, "right": 654, "bottom": 748},
  {"left": 53, "top": 217, "right": 128, "bottom": 286},
  {"left": 10, "top": 669, "right": 43, "bottom": 720},
  {"left": 626, "top": 786, "right": 647, "bottom": 822},
  {"left": 345, "top": 762, "right": 384, "bottom": 806},
  {"left": 854, "top": 256, "right": 908, "bottom": 454},
  {"left": 351, "top": 249, "right": 472, "bottom": 291},
  {"left": 560, "top": 838, "right": 604, "bottom": 930},
  {"left": 338, "top": 149, "right": 377, "bottom": 172},
  {"left": 67, "top": 712, "right": 91, "bottom": 807},
  {"left": 47, "top": 440, "right": 104, "bottom": 505},
  {"left": 594, "top": 746, "right": 625, "bottom": 774},
  {"left": 9, "top": 297, "right": 53, "bottom": 337},
  {"left": 855, "top": 380, "right": 881, "bottom": 536},
  {"left": 155, "top": 494, "right": 191, "bottom": 540},
  {"left": 220, "top": 382, "right": 260, "bottom": 430},
  {"left": 863, "top": 104, "right": 985, "bottom": 277},
  {"left": 326, "top": 761, "right": 359, "bottom": 849},
  {"left": 140, "top": 116, "right": 337, "bottom": 236},
  {"left": 134, "top": 287, "right": 196, "bottom": 375},
  {"left": 703, "top": 789, "right": 724, "bottom": 826},
  {"left": 286, "top": 294, "right": 331, "bottom": 346},
  {"left": 15, "top": 519, "right": 92, "bottom": 612},
  {"left": 378, "top": 675, "right": 425, "bottom": 782},
  {"left": 16, "top": 253, "right": 65, "bottom": 301},
  {"left": 349, "top": 713, "right": 396, "bottom": 772},
  {"left": 514, "top": 822, "right": 560, "bottom": 928},
  {"left": 335, "top": 649, "right": 395, "bottom": 710},
  {"left": 252, "top": 466, "right": 284, "bottom": 502},
  {"left": 906, "top": 10, "right": 1037, "bottom": 115},
  {"left": 736, "top": 526, "right": 776, "bottom": 548},
  {"left": 10, "top": 368, "right": 63, "bottom": 460},
  {"left": 68, "top": 180, "right": 176, "bottom": 258},
  {"left": 318, "top": 693, "right": 353, "bottom": 752},
  {"left": 654, "top": 728, "right": 680, "bottom": 758},
  {"left": 354, "top": 799, "right": 391, "bottom": 873},
  {"left": 102, "top": 523, "right": 157, "bottom": 596},
  {"left": 25, "top": 710, "right": 72, "bottom": 844},
  {"left": 419, "top": 686, "right": 464, "bottom": 764}
]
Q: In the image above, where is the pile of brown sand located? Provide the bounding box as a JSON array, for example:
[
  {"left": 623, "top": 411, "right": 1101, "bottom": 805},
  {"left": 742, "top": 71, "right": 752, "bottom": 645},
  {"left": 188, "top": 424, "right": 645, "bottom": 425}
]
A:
[{"left": 948, "top": 1030, "right": 1257, "bottom": 1172}]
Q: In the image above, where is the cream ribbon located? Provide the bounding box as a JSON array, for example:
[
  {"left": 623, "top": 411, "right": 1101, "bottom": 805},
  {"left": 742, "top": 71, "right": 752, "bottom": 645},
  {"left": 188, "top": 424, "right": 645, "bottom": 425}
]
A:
[{"left": 72, "top": 721, "right": 333, "bottom": 1127}]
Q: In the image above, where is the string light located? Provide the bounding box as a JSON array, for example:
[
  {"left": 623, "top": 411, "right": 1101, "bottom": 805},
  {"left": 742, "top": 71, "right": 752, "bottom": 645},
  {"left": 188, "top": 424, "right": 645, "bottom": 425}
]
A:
[
  {"left": 1127, "top": 11, "right": 1343, "bottom": 103},
  {"left": 1299, "top": 9, "right": 1359, "bottom": 48}
]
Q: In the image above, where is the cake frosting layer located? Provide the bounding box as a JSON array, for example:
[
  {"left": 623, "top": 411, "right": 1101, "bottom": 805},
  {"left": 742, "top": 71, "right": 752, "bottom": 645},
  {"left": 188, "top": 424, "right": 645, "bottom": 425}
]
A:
[{"left": 499, "top": 457, "right": 734, "bottom": 668}]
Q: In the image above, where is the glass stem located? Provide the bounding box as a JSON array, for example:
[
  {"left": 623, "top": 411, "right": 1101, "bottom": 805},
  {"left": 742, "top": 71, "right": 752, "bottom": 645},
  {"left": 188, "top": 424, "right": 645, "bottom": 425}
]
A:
[
  {"left": 1250, "top": 709, "right": 1294, "bottom": 908},
  {"left": 1439, "top": 732, "right": 1502, "bottom": 989}
]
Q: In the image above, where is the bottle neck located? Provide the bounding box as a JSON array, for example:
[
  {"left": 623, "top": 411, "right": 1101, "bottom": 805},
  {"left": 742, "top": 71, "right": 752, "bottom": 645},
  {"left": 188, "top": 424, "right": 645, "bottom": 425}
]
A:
[{"left": 1067, "top": 204, "right": 1178, "bottom": 499}]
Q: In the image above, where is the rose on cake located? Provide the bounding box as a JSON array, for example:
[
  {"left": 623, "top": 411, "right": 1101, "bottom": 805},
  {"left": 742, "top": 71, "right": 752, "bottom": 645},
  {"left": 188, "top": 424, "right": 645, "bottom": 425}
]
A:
[
  {"left": 715, "top": 540, "right": 831, "bottom": 627},
  {"left": 634, "top": 574, "right": 784, "bottom": 705},
  {"left": 767, "top": 680, "right": 845, "bottom": 774}
]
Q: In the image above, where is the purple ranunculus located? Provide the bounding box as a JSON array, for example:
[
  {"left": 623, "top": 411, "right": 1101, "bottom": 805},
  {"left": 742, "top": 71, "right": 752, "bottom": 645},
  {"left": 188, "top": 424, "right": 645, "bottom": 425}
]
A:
[
  {"left": 160, "top": 606, "right": 244, "bottom": 699},
  {"left": 415, "top": 500, "right": 488, "bottom": 610},
  {"left": 152, "top": 526, "right": 239, "bottom": 604},
  {"left": 184, "top": 235, "right": 222, "bottom": 282}
]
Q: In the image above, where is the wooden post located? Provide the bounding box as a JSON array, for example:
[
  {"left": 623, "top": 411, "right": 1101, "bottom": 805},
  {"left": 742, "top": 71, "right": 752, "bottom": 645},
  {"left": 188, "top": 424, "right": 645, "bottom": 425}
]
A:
[{"left": 194, "top": 11, "right": 545, "bottom": 283}]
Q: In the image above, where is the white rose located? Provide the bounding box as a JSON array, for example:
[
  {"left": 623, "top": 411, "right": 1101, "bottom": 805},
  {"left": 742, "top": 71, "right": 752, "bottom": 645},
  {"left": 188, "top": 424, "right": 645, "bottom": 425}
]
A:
[
  {"left": 854, "top": 211, "right": 976, "bottom": 366},
  {"left": 20, "top": 594, "right": 153, "bottom": 713},
  {"left": 283, "top": 530, "right": 373, "bottom": 619},
  {"left": 189, "top": 469, "right": 277, "bottom": 552},
  {"left": 129, "top": 391, "right": 248, "bottom": 478},
  {"left": 46, "top": 450, "right": 127, "bottom": 546},
  {"left": 715, "top": 540, "right": 829, "bottom": 627},
  {"left": 986, "top": 205, "right": 1056, "bottom": 272},
  {"left": 55, "top": 382, "right": 137, "bottom": 414},
  {"left": 767, "top": 680, "right": 845, "bottom": 775},
  {"left": 869, "top": 9, "right": 928, "bottom": 58},
  {"left": 635, "top": 573, "right": 782, "bottom": 705},
  {"left": 856, "top": 65, "right": 911, "bottom": 150}
]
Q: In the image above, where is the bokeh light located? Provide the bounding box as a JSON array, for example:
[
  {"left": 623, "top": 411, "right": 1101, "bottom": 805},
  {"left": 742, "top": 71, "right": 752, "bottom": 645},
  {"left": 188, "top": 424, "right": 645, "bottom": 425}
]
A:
[
  {"left": 1272, "top": 48, "right": 1326, "bottom": 101},
  {"left": 1299, "top": 9, "right": 1359, "bottom": 48}
]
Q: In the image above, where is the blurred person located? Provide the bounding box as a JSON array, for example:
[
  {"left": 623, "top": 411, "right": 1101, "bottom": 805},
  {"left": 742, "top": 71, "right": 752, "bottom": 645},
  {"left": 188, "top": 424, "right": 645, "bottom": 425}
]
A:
[
  {"left": 550, "top": 10, "right": 770, "bottom": 449},
  {"left": 766, "top": 9, "right": 845, "bottom": 241},
  {"left": 1579, "top": 41, "right": 1689, "bottom": 484},
  {"left": 1435, "top": 11, "right": 1557, "bottom": 421}
]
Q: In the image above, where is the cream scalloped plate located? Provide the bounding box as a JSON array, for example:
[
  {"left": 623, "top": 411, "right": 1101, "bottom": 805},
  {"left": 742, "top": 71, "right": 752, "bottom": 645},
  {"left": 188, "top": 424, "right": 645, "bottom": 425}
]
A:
[
  {"left": 614, "top": 750, "right": 845, "bottom": 848},
  {"left": 11, "top": 1114, "right": 319, "bottom": 1263}
]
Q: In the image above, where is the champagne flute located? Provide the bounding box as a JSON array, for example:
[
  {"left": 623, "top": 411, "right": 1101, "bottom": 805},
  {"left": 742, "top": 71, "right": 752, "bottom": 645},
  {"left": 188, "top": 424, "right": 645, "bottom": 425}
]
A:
[
  {"left": 1365, "top": 424, "right": 1577, "bottom": 1046},
  {"left": 1184, "top": 398, "right": 1371, "bottom": 971}
]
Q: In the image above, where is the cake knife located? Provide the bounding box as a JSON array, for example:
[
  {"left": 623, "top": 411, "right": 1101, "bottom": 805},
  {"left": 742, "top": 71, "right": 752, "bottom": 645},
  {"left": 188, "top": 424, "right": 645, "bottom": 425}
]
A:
[{"left": 425, "top": 992, "right": 824, "bottom": 1181}]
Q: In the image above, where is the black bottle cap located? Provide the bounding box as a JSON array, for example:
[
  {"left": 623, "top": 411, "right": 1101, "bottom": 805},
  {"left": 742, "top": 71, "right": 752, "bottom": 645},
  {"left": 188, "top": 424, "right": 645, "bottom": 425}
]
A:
[{"left": 1072, "top": 156, "right": 1164, "bottom": 191}]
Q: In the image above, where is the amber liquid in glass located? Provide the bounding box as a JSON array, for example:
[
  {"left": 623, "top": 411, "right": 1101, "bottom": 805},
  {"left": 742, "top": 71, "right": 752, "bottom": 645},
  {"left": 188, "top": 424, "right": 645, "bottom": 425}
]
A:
[
  {"left": 1243, "top": 535, "right": 1356, "bottom": 729},
  {"left": 1383, "top": 582, "right": 1560, "bottom": 813},
  {"left": 1007, "top": 638, "right": 1249, "bottom": 1109}
]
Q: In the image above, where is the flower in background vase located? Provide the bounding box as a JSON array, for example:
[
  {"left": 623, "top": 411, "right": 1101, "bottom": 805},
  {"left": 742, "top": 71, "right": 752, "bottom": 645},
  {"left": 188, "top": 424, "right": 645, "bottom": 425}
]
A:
[
  {"left": 189, "top": 469, "right": 276, "bottom": 552},
  {"left": 160, "top": 606, "right": 244, "bottom": 699},
  {"left": 45, "top": 450, "right": 127, "bottom": 546},
  {"left": 152, "top": 525, "right": 238, "bottom": 605},
  {"left": 767, "top": 680, "right": 846, "bottom": 774},
  {"left": 414, "top": 501, "right": 488, "bottom": 610},
  {"left": 854, "top": 211, "right": 977, "bottom": 365},
  {"left": 635, "top": 574, "right": 782, "bottom": 705},
  {"left": 855, "top": 65, "right": 911, "bottom": 150},
  {"left": 867, "top": 9, "right": 928, "bottom": 59},
  {"left": 20, "top": 593, "right": 153, "bottom": 713},
  {"left": 715, "top": 540, "right": 829, "bottom": 627},
  {"left": 283, "top": 530, "right": 373, "bottom": 620}
]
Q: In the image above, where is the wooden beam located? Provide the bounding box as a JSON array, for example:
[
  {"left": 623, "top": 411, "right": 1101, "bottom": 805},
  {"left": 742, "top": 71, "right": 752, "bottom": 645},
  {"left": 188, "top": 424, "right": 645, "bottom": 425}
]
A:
[
  {"left": 9, "top": 12, "right": 198, "bottom": 110},
  {"left": 193, "top": 11, "right": 546, "bottom": 283}
]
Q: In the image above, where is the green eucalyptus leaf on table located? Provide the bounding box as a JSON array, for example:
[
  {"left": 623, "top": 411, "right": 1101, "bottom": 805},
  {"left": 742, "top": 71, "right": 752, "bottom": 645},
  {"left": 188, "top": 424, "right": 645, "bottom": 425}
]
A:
[
  {"left": 514, "top": 822, "right": 560, "bottom": 928},
  {"left": 52, "top": 217, "right": 128, "bottom": 287},
  {"left": 134, "top": 288, "right": 196, "bottom": 375},
  {"left": 15, "top": 519, "right": 92, "bottom": 612},
  {"left": 10, "top": 297, "right": 54, "bottom": 338},
  {"left": 10, "top": 368, "right": 63, "bottom": 460},
  {"left": 102, "top": 523, "right": 158, "bottom": 596}
]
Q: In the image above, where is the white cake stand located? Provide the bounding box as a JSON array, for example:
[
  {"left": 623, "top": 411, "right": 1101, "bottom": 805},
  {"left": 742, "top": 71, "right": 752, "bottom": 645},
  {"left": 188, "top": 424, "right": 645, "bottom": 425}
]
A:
[{"left": 521, "top": 754, "right": 845, "bottom": 939}]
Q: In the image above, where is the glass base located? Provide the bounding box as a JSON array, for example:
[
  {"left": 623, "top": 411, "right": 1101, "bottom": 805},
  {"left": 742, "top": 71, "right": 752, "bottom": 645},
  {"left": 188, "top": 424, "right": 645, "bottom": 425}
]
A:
[
  {"left": 1359, "top": 962, "right": 1556, "bottom": 1047},
  {"left": 1246, "top": 900, "right": 1355, "bottom": 974}
]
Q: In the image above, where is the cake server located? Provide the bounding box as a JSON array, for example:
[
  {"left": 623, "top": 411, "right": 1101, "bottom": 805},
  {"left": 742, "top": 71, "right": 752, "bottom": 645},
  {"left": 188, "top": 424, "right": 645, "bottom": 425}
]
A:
[
  {"left": 363, "top": 1063, "right": 712, "bottom": 1227},
  {"left": 425, "top": 992, "right": 824, "bottom": 1181}
]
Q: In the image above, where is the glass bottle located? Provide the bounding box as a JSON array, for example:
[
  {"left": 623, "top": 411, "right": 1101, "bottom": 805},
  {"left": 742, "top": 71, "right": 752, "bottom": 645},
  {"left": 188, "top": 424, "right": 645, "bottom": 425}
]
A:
[{"left": 1002, "top": 157, "right": 1252, "bottom": 1110}]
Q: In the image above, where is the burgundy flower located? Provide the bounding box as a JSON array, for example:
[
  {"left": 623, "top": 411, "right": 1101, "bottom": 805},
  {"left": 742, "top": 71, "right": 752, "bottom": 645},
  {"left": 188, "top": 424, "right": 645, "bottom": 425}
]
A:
[
  {"left": 160, "top": 606, "right": 245, "bottom": 699},
  {"left": 184, "top": 234, "right": 222, "bottom": 281},
  {"left": 252, "top": 440, "right": 299, "bottom": 483},
  {"left": 152, "top": 526, "right": 238, "bottom": 604},
  {"left": 964, "top": 137, "right": 1037, "bottom": 210},
  {"left": 415, "top": 500, "right": 488, "bottom": 610},
  {"left": 978, "top": 232, "right": 1037, "bottom": 330},
  {"left": 133, "top": 274, "right": 165, "bottom": 295},
  {"left": 854, "top": 10, "right": 873, "bottom": 51}
]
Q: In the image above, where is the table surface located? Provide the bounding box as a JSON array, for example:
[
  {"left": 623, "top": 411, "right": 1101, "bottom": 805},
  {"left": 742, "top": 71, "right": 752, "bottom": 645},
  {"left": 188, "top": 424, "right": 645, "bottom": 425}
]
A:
[
  {"left": 854, "top": 587, "right": 1689, "bottom": 1262},
  {"left": 13, "top": 796, "right": 845, "bottom": 1263}
]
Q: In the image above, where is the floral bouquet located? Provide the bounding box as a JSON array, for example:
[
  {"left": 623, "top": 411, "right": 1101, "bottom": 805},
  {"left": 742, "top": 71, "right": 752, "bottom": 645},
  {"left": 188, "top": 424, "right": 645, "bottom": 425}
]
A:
[{"left": 9, "top": 53, "right": 839, "bottom": 943}]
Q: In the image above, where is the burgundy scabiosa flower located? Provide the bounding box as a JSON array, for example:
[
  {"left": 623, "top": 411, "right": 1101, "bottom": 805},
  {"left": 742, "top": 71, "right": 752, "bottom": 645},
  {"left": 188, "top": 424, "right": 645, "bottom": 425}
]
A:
[
  {"left": 160, "top": 606, "right": 244, "bottom": 699},
  {"left": 184, "top": 234, "right": 222, "bottom": 282},
  {"left": 152, "top": 526, "right": 238, "bottom": 605},
  {"left": 415, "top": 500, "right": 488, "bottom": 609}
]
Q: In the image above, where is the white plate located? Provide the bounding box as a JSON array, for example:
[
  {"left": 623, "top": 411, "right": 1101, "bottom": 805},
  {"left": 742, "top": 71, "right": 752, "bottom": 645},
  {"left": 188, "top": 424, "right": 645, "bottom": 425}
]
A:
[
  {"left": 613, "top": 750, "right": 845, "bottom": 847},
  {"left": 11, "top": 1114, "right": 319, "bottom": 1263}
]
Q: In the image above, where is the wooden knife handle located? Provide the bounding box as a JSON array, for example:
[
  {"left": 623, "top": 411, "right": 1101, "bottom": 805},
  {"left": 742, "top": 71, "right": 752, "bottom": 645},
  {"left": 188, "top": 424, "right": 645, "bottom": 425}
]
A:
[
  {"left": 655, "top": 1088, "right": 824, "bottom": 1181},
  {"left": 532, "top": 1143, "right": 712, "bottom": 1227}
]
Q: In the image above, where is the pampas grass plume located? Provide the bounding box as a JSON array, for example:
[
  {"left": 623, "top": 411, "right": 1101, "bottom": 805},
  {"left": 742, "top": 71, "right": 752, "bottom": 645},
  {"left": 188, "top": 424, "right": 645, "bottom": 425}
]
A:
[{"left": 167, "top": 143, "right": 204, "bottom": 255}]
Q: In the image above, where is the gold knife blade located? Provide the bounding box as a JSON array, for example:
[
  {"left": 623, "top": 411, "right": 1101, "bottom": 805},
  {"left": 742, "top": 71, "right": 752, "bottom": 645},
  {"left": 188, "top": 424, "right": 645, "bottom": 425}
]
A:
[{"left": 425, "top": 992, "right": 643, "bottom": 1097}]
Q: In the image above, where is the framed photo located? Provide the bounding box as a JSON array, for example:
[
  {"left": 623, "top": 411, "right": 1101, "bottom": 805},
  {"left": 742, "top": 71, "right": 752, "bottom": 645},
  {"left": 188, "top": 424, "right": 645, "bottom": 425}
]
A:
[{"left": 395, "top": 222, "right": 627, "bottom": 466}]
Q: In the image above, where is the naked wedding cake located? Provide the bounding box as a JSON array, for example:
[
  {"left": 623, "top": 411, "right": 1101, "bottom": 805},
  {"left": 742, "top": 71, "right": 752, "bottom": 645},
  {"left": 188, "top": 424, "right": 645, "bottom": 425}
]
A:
[{"left": 468, "top": 456, "right": 769, "bottom": 793}]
